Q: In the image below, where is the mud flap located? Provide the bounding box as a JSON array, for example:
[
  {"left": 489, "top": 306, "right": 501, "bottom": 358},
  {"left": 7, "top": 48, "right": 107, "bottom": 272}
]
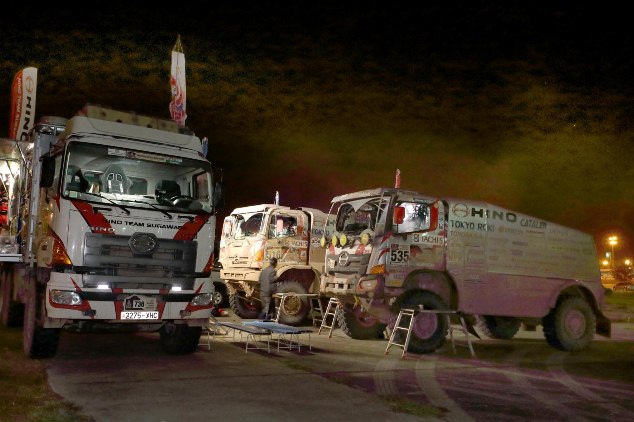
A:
[{"left": 596, "top": 312, "right": 611, "bottom": 338}]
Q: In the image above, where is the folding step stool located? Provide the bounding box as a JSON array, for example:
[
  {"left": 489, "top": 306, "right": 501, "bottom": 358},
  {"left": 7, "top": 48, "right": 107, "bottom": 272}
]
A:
[
  {"left": 384, "top": 308, "right": 416, "bottom": 358},
  {"left": 318, "top": 297, "right": 340, "bottom": 338},
  {"left": 310, "top": 297, "right": 325, "bottom": 327}
]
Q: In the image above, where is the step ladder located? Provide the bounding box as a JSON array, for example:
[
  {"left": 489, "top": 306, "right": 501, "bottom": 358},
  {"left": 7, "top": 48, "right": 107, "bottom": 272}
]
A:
[
  {"left": 310, "top": 297, "right": 325, "bottom": 327},
  {"left": 385, "top": 307, "right": 477, "bottom": 358},
  {"left": 384, "top": 308, "right": 417, "bottom": 358},
  {"left": 318, "top": 297, "right": 340, "bottom": 338}
]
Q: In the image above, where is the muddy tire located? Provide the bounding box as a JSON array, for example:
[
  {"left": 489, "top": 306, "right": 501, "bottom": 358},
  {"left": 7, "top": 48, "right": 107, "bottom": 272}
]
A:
[
  {"left": 229, "top": 291, "right": 259, "bottom": 319},
  {"left": 543, "top": 296, "right": 595, "bottom": 351},
  {"left": 160, "top": 323, "right": 202, "bottom": 354},
  {"left": 338, "top": 303, "right": 386, "bottom": 339},
  {"left": 275, "top": 280, "right": 311, "bottom": 326},
  {"left": 23, "top": 274, "right": 59, "bottom": 359},
  {"left": 476, "top": 315, "right": 521, "bottom": 339},
  {"left": 398, "top": 291, "right": 448, "bottom": 354}
]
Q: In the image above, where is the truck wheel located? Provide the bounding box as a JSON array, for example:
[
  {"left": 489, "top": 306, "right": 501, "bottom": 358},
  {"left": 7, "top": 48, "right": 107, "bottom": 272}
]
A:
[
  {"left": 229, "top": 291, "right": 259, "bottom": 319},
  {"left": 212, "top": 282, "right": 229, "bottom": 308},
  {"left": 476, "top": 315, "right": 521, "bottom": 339},
  {"left": 275, "top": 281, "right": 311, "bottom": 326},
  {"left": 543, "top": 296, "right": 595, "bottom": 351},
  {"left": 22, "top": 275, "right": 59, "bottom": 359},
  {"left": 399, "top": 291, "right": 448, "bottom": 354},
  {"left": 338, "top": 303, "right": 386, "bottom": 339},
  {"left": 160, "top": 323, "right": 202, "bottom": 354}
]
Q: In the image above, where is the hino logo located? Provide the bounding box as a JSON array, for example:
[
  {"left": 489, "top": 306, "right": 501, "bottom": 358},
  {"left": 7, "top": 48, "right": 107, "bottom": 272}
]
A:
[
  {"left": 338, "top": 251, "right": 350, "bottom": 267},
  {"left": 129, "top": 233, "right": 158, "bottom": 254}
]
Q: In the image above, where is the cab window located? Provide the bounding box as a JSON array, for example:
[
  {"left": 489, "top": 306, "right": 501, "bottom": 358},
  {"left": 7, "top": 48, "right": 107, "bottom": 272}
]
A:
[{"left": 393, "top": 201, "right": 430, "bottom": 233}]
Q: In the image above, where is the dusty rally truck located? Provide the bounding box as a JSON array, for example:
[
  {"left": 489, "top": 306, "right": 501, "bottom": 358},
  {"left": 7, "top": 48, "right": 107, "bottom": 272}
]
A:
[
  {"left": 319, "top": 187, "right": 611, "bottom": 353},
  {"left": 218, "top": 204, "right": 333, "bottom": 325},
  {"left": 0, "top": 105, "right": 222, "bottom": 358}
]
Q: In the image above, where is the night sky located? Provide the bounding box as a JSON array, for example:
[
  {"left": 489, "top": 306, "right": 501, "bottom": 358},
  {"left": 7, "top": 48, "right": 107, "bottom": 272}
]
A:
[{"left": 1, "top": 2, "right": 632, "bottom": 259}]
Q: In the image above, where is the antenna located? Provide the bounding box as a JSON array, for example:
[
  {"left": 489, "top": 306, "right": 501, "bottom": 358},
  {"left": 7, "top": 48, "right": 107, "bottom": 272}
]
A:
[
  {"left": 275, "top": 191, "right": 279, "bottom": 205},
  {"left": 395, "top": 169, "right": 401, "bottom": 188}
]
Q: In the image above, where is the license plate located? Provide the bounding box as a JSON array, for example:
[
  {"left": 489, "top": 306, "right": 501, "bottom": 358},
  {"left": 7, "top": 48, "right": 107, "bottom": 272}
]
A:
[{"left": 120, "top": 311, "right": 159, "bottom": 320}]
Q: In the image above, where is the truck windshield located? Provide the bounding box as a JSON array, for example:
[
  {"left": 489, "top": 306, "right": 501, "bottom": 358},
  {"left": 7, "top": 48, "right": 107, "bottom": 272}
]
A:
[
  {"left": 336, "top": 198, "right": 385, "bottom": 234},
  {"left": 232, "top": 212, "right": 264, "bottom": 239},
  {"left": 62, "top": 141, "right": 213, "bottom": 213}
]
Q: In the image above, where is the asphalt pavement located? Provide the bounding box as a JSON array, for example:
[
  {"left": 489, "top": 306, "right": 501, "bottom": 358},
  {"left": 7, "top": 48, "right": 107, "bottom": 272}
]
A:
[{"left": 44, "top": 312, "right": 634, "bottom": 422}]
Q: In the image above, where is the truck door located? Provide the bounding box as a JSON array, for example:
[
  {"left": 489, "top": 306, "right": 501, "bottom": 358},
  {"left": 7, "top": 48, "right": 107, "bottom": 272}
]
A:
[
  {"left": 386, "top": 199, "right": 445, "bottom": 286},
  {"left": 266, "top": 210, "right": 308, "bottom": 265}
]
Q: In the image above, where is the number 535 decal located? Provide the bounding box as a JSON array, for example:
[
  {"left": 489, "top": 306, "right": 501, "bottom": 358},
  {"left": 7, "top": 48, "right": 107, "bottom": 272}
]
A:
[{"left": 390, "top": 244, "right": 410, "bottom": 265}]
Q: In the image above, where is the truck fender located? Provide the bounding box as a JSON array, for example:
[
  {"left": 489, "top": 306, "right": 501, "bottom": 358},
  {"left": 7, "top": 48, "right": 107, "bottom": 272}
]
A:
[
  {"left": 402, "top": 270, "right": 455, "bottom": 307},
  {"left": 276, "top": 265, "right": 320, "bottom": 293}
]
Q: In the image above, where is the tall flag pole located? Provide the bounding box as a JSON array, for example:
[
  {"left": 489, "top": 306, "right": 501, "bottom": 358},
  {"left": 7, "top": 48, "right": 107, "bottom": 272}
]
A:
[
  {"left": 395, "top": 169, "right": 401, "bottom": 188},
  {"left": 9, "top": 67, "right": 38, "bottom": 140},
  {"left": 275, "top": 191, "right": 279, "bottom": 205},
  {"left": 169, "top": 35, "right": 187, "bottom": 126}
]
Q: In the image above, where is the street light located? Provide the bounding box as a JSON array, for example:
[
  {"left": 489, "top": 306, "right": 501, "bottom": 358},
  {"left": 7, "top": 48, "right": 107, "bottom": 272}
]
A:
[{"left": 608, "top": 236, "right": 618, "bottom": 269}]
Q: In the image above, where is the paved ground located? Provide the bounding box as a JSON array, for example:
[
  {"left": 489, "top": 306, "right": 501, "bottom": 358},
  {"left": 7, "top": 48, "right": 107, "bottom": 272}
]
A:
[{"left": 45, "top": 313, "right": 634, "bottom": 421}]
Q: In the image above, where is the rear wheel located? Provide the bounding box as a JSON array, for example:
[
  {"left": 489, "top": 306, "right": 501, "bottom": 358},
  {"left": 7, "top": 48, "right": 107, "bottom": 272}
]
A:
[
  {"left": 338, "top": 303, "right": 386, "bottom": 339},
  {"left": 160, "top": 323, "right": 202, "bottom": 354},
  {"left": 476, "top": 315, "right": 521, "bottom": 339},
  {"left": 275, "top": 280, "right": 311, "bottom": 326},
  {"left": 543, "top": 296, "right": 595, "bottom": 351},
  {"left": 229, "top": 291, "right": 259, "bottom": 319},
  {"left": 23, "top": 274, "right": 59, "bottom": 359},
  {"left": 398, "top": 291, "right": 448, "bottom": 354}
]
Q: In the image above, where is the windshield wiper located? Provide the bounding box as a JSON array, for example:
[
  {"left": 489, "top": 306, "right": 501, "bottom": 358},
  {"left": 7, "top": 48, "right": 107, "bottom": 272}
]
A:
[
  {"left": 81, "top": 191, "right": 130, "bottom": 215},
  {"left": 124, "top": 199, "right": 173, "bottom": 219}
]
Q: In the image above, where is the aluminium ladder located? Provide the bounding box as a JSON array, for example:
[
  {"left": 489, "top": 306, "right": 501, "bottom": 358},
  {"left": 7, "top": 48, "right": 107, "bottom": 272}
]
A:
[
  {"left": 318, "top": 297, "right": 340, "bottom": 338},
  {"left": 384, "top": 308, "right": 417, "bottom": 358}
]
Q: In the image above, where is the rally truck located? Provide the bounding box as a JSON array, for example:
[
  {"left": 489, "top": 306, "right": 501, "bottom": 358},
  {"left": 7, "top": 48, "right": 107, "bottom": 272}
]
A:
[
  {"left": 218, "top": 204, "right": 333, "bottom": 325},
  {"left": 319, "top": 187, "right": 611, "bottom": 353},
  {"left": 0, "top": 104, "right": 223, "bottom": 358}
]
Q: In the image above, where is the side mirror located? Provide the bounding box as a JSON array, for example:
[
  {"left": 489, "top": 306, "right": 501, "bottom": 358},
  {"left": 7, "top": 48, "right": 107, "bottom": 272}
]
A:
[
  {"left": 212, "top": 181, "right": 225, "bottom": 210},
  {"left": 393, "top": 206, "right": 405, "bottom": 225},
  {"left": 40, "top": 156, "right": 55, "bottom": 188}
]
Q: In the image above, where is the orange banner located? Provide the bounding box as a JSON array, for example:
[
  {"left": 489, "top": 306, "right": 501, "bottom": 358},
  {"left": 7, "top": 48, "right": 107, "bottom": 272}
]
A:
[{"left": 9, "top": 67, "right": 37, "bottom": 140}]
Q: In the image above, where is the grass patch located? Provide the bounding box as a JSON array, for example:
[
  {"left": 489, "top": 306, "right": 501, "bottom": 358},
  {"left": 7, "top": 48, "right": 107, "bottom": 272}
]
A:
[
  {"left": 605, "top": 291, "right": 634, "bottom": 309},
  {"left": 0, "top": 326, "right": 93, "bottom": 422}
]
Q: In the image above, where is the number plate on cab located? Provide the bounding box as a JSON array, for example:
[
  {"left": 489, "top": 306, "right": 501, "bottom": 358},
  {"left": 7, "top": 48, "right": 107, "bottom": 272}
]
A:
[{"left": 121, "top": 294, "right": 158, "bottom": 320}]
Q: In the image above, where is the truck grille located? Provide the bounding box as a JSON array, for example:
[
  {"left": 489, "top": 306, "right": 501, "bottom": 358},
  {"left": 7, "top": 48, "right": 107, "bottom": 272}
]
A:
[{"left": 82, "top": 233, "right": 197, "bottom": 281}]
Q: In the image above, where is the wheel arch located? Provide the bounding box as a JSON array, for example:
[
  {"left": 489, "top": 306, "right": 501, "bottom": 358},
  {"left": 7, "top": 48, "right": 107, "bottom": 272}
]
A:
[
  {"left": 550, "top": 284, "right": 610, "bottom": 337},
  {"left": 401, "top": 270, "right": 457, "bottom": 309},
  {"left": 276, "top": 265, "right": 320, "bottom": 293}
]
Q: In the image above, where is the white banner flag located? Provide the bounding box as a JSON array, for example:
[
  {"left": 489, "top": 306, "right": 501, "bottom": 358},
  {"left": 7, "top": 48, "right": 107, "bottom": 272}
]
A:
[
  {"left": 169, "top": 35, "right": 187, "bottom": 126},
  {"left": 9, "top": 67, "right": 37, "bottom": 139}
]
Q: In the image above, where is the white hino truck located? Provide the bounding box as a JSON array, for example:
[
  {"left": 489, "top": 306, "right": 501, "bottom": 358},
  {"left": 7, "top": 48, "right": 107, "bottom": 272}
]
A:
[
  {"left": 319, "top": 187, "right": 611, "bottom": 352},
  {"left": 0, "top": 104, "right": 223, "bottom": 358},
  {"left": 218, "top": 204, "right": 333, "bottom": 325}
]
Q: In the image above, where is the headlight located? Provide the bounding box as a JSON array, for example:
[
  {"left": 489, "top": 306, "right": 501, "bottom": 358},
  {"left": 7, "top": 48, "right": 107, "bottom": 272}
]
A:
[
  {"left": 191, "top": 293, "right": 212, "bottom": 306},
  {"left": 360, "top": 232, "right": 371, "bottom": 245},
  {"left": 331, "top": 234, "right": 338, "bottom": 247},
  {"left": 320, "top": 235, "right": 327, "bottom": 248},
  {"left": 50, "top": 289, "right": 82, "bottom": 306},
  {"left": 340, "top": 233, "right": 348, "bottom": 246}
]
